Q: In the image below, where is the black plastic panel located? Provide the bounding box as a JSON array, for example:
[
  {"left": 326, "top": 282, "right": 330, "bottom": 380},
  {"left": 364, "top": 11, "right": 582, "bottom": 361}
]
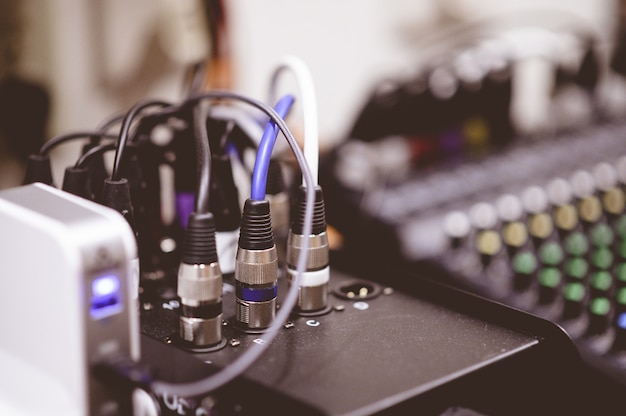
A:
[{"left": 141, "top": 267, "right": 580, "bottom": 415}]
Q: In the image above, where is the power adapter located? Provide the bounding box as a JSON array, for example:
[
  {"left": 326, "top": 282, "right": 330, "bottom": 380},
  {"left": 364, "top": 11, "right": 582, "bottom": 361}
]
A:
[{"left": 0, "top": 183, "right": 140, "bottom": 416}]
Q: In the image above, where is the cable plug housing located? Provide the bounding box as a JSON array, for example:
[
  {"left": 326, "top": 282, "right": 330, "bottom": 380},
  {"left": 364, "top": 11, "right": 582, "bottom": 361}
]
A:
[
  {"left": 177, "top": 212, "right": 223, "bottom": 347},
  {"left": 62, "top": 166, "right": 92, "bottom": 200},
  {"left": 23, "top": 153, "right": 54, "bottom": 186},
  {"left": 287, "top": 185, "right": 330, "bottom": 312},
  {"left": 235, "top": 199, "right": 278, "bottom": 330},
  {"left": 100, "top": 178, "right": 136, "bottom": 233}
]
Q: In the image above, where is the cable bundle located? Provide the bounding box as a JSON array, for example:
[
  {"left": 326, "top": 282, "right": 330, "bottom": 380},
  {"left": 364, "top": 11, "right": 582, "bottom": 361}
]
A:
[{"left": 28, "top": 55, "right": 324, "bottom": 400}]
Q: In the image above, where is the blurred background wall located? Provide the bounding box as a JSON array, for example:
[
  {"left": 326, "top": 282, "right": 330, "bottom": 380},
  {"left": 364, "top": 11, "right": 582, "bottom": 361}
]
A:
[{"left": 0, "top": 0, "right": 622, "bottom": 187}]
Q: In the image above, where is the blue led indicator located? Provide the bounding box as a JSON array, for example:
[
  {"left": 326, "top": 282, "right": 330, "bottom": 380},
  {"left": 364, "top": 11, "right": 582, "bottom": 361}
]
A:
[
  {"left": 92, "top": 275, "right": 120, "bottom": 297},
  {"left": 90, "top": 274, "right": 122, "bottom": 319},
  {"left": 618, "top": 313, "right": 626, "bottom": 330}
]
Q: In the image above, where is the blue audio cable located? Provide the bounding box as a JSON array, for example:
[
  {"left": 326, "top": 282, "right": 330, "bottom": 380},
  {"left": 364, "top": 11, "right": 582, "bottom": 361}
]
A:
[
  {"left": 250, "top": 94, "right": 295, "bottom": 201},
  {"left": 234, "top": 94, "right": 294, "bottom": 330}
]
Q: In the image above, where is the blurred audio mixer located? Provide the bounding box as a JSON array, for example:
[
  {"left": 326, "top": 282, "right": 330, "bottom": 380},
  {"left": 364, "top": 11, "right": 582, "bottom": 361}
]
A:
[
  {"left": 322, "top": 122, "right": 626, "bottom": 391},
  {"left": 437, "top": 159, "right": 626, "bottom": 383}
]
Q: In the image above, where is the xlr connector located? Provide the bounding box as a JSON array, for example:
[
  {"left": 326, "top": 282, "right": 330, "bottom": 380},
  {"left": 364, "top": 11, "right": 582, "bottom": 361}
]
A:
[
  {"left": 177, "top": 212, "right": 223, "bottom": 347},
  {"left": 235, "top": 199, "right": 278, "bottom": 330},
  {"left": 287, "top": 185, "right": 330, "bottom": 313}
]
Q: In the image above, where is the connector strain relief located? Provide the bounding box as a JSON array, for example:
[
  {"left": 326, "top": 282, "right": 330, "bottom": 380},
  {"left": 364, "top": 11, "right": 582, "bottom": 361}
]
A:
[
  {"left": 62, "top": 166, "right": 92, "bottom": 200},
  {"left": 266, "top": 160, "right": 285, "bottom": 195},
  {"left": 292, "top": 185, "right": 327, "bottom": 235},
  {"left": 239, "top": 199, "right": 274, "bottom": 250},
  {"left": 23, "top": 153, "right": 54, "bottom": 186},
  {"left": 181, "top": 212, "right": 218, "bottom": 264},
  {"left": 100, "top": 178, "right": 136, "bottom": 231}
]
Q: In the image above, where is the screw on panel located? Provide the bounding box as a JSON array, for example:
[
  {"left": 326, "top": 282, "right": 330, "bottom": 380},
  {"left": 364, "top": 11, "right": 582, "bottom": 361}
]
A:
[
  {"left": 284, "top": 321, "right": 295, "bottom": 329},
  {"left": 200, "top": 396, "right": 217, "bottom": 412},
  {"left": 230, "top": 339, "right": 241, "bottom": 347},
  {"left": 334, "top": 304, "right": 345, "bottom": 312}
]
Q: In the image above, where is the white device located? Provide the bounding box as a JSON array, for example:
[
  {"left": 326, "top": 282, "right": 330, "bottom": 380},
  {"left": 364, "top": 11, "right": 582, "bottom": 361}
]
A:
[{"left": 0, "top": 183, "right": 140, "bottom": 416}]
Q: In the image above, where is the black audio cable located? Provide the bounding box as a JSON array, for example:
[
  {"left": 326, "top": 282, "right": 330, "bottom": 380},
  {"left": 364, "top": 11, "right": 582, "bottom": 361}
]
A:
[
  {"left": 83, "top": 113, "right": 126, "bottom": 197},
  {"left": 58, "top": 136, "right": 117, "bottom": 200},
  {"left": 40, "top": 131, "right": 119, "bottom": 155},
  {"left": 176, "top": 103, "right": 224, "bottom": 348},
  {"left": 70, "top": 143, "right": 118, "bottom": 201},
  {"left": 23, "top": 131, "right": 117, "bottom": 186},
  {"left": 100, "top": 100, "right": 172, "bottom": 231},
  {"left": 110, "top": 99, "right": 173, "bottom": 182},
  {"left": 75, "top": 143, "right": 118, "bottom": 170},
  {"left": 25, "top": 114, "right": 123, "bottom": 190},
  {"left": 29, "top": 113, "right": 123, "bottom": 195},
  {"left": 95, "top": 111, "right": 125, "bottom": 135}
]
